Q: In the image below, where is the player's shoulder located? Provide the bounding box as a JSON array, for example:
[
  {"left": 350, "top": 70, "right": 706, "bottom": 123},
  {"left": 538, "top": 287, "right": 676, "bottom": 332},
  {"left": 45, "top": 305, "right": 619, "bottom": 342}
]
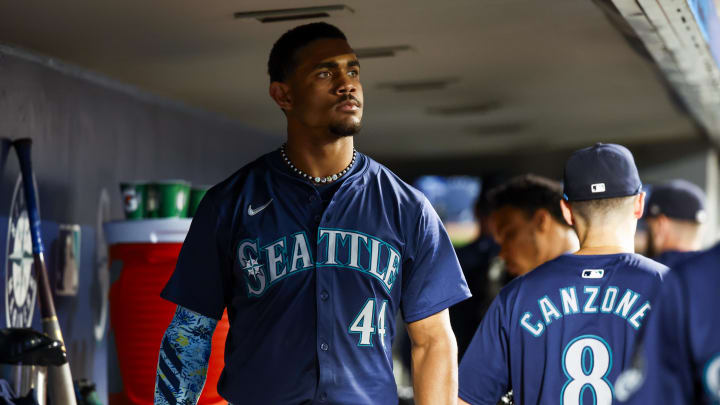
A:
[
  {"left": 359, "top": 153, "right": 429, "bottom": 209},
  {"left": 202, "top": 151, "right": 272, "bottom": 206},
  {"left": 672, "top": 243, "right": 720, "bottom": 281},
  {"left": 624, "top": 253, "right": 669, "bottom": 279},
  {"left": 511, "top": 254, "right": 580, "bottom": 284},
  {"left": 494, "top": 255, "right": 575, "bottom": 301},
  {"left": 514, "top": 253, "right": 667, "bottom": 285}
]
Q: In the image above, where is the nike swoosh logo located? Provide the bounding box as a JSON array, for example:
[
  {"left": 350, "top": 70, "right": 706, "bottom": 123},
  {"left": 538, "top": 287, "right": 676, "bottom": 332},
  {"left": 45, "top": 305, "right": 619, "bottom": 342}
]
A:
[{"left": 247, "top": 199, "right": 273, "bottom": 216}]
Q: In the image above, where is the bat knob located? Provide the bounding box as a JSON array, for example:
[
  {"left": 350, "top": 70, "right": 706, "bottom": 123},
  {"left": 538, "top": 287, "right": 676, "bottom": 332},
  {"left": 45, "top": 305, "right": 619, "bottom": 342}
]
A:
[{"left": 0, "top": 328, "right": 67, "bottom": 366}]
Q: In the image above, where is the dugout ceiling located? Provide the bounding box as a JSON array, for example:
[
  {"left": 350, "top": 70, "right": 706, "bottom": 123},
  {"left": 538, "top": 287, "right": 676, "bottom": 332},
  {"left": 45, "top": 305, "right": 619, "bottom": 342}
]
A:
[{"left": 0, "top": 0, "right": 704, "bottom": 160}]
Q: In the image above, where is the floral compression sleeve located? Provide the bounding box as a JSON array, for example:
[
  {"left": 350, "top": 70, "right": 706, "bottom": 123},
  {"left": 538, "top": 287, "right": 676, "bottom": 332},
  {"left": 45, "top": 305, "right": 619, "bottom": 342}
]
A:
[{"left": 154, "top": 305, "right": 218, "bottom": 405}]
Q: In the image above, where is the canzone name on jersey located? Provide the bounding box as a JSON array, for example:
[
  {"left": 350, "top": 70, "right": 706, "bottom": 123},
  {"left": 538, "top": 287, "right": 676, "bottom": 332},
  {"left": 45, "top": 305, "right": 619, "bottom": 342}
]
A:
[
  {"left": 458, "top": 253, "right": 666, "bottom": 405},
  {"left": 161, "top": 150, "right": 471, "bottom": 405},
  {"left": 519, "top": 284, "right": 652, "bottom": 337}
]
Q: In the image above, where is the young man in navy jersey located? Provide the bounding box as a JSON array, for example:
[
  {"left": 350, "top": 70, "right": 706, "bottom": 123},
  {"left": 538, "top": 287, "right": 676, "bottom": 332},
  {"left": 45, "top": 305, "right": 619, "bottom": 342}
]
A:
[
  {"left": 487, "top": 174, "right": 578, "bottom": 278},
  {"left": 154, "top": 23, "right": 470, "bottom": 405},
  {"left": 458, "top": 143, "right": 667, "bottom": 405},
  {"left": 644, "top": 179, "right": 706, "bottom": 267},
  {"left": 614, "top": 243, "right": 720, "bottom": 404}
]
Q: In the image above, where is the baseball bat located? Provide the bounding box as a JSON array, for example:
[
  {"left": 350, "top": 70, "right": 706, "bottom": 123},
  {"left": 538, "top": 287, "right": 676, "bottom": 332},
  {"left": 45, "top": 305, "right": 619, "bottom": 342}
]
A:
[{"left": 13, "top": 138, "right": 77, "bottom": 405}]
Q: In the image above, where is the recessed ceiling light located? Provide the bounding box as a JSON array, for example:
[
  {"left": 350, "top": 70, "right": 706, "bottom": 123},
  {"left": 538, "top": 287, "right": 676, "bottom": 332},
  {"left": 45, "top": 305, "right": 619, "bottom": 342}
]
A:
[
  {"left": 376, "top": 77, "right": 460, "bottom": 92},
  {"left": 466, "top": 122, "right": 526, "bottom": 135},
  {"left": 427, "top": 102, "right": 502, "bottom": 116},
  {"left": 354, "top": 45, "right": 413, "bottom": 59},
  {"left": 234, "top": 5, "right": 354, "bottom": 23}
]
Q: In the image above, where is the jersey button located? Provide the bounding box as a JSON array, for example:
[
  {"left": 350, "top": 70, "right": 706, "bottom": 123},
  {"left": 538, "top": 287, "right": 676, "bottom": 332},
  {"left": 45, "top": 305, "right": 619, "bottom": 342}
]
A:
[
  {"left": 320, "top": 342, "right": 329, "bottom": 351},
  {"left": 314, "top": 214, "right": 321, "bottom": 223},
  {"left": 309, "top": 195, "right": 317, "bottom": 202},
  {"left": 319, "top": 392, "right": 328, "bottom": 402},
  {"left": 320, "top": 291, "right": 329, "bottom": 301}
]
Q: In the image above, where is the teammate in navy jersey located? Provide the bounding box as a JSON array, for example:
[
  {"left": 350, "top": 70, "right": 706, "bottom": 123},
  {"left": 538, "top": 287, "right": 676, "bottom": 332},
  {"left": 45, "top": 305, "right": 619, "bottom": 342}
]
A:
[
  {"left": 458, "top": 143, "right": 667, "bottom": 405},
  {"left": 644, "top": 179, "right": 706, "bottom": 268},
  {"left": 154, "top": 23, "right": 470, "bottom": 405},
  {"left": 614, "top": 243, "right": 720, "bottom": 404},
  {"left": 487, "top": 174, "right": 578, "bottom": 278}
]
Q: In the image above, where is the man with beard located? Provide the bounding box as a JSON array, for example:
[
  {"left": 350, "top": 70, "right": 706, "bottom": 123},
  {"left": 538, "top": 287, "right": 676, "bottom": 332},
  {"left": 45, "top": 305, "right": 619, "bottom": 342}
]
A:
[
  {"left": 644, "top": 179, "right": 706, "bottom": 267},
  {"left": 155, "top": 23, "right": 470, "bottom": 405}
]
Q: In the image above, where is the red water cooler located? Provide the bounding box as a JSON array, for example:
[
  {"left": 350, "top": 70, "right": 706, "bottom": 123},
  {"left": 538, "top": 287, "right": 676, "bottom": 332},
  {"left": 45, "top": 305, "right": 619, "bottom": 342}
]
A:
[{"left": 105, "top": 219, "right": 229, "bottom": 405}]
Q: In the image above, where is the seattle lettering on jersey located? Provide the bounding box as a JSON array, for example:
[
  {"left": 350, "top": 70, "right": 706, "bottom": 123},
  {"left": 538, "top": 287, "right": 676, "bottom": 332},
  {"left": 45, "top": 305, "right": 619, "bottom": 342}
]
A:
[
  {"left": 237, "top": 227, "right": 401, "bottom": 297},
  {"left": 520, "top": 286, "right": 652, "bottom": 337}
]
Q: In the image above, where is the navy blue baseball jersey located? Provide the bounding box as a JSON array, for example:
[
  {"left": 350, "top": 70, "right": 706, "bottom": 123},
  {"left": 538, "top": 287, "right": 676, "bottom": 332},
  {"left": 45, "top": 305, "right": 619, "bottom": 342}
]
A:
[
  {"left": 615, "top": 243, "right": 720, "bottom": 404},
  {"left": 161, "top": 149, "right": 471, "bottom": 405},
  {"left": 653, "top": 249, "right": 699, "bottom": 269},
  {"left": 458, "top": 253, "right": 667, "bottom": 405}
]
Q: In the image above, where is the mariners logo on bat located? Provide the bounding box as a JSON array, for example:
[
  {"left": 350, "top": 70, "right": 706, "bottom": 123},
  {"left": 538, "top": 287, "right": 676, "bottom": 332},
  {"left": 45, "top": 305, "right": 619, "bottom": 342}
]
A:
[{"left": 5, "top": 174, "right": 38, "bottom": 328}]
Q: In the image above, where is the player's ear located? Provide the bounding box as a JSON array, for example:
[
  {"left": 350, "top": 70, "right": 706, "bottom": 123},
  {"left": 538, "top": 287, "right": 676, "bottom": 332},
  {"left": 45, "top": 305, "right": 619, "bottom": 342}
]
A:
[
  {"left": 560, "top": 200, "right": 574, "bottom": 227},
  {"left": 633, "top": 192, "right": 646, "bottom": 219},
  {"left": 269, "top": 81, "right": 293, "bottom": 111},
  {"left": 533, "top": 209, "right": 551, "bottom": 232}
]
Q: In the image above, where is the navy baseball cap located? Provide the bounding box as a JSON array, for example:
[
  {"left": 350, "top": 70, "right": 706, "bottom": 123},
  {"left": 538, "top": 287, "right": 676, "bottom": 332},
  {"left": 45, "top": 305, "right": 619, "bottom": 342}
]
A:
[
  {"left": 646, "top": 179, "right": 707, "bottom": 223},
  {"left": 563, "top": 143, "right": 642, "bottom": 201}
]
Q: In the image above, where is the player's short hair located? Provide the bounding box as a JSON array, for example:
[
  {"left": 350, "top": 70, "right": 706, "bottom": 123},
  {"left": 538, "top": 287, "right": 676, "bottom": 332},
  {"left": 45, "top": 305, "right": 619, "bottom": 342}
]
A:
[
  {"left": 268, "top": 22, "right": 348, "bottom": 83},
  {"left": 570, "top": 195, "right": 636, "bottom": 226},
  {"left": 487, "top": 174, "right": 566, "bottom": 225}
]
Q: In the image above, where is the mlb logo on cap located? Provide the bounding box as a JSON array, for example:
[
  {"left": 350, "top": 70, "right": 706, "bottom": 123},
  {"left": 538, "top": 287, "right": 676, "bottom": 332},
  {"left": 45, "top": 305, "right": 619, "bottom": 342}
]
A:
[{"left": 563, "top": 143, "right": 642, "bottom": 201}]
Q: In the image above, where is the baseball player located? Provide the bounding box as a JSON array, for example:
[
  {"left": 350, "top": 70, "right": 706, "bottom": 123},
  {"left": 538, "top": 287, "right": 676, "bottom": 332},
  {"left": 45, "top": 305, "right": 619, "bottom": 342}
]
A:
[
  {"left": 154, "top": 22, "right": 471, "bottom": 405},
  {"left": 644, "top": 179, "right": 706, "bottom": 267},
  {"left": 452, "top": 174, "right": 580, "bottom": 360},
  {"left": 614, "top": 243, "right": 720, "bottom": 404},
  {"left": 458, "top": 143, "right": 667, "bottom": 405},
  {"left": 487, "top": 174, "right": 579, "bottom": 277}
]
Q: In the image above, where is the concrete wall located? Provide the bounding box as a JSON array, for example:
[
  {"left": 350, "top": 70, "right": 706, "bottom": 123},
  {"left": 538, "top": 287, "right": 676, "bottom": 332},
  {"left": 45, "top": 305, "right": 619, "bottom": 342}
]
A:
[
  {"left": 0, "top": 44, "right": 281, "bottom": 224},
  {"left": 0, "top": 44, "right": 280, "bottom": 402}
]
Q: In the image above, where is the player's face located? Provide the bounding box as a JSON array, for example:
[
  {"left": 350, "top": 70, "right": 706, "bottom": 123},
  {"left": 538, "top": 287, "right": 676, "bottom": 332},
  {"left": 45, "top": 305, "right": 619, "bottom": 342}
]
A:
[
  {"left": 286, "top": 38, "right": 363, "bottom": 136},
  {"left": 491, "top": 206, "right": 542, "bottom": 276}
]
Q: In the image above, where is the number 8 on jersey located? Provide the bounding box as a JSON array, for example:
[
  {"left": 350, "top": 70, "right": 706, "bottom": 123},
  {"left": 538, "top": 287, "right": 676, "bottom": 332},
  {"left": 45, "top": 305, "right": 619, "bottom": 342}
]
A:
[{"left": 561, "top": 335, "right": 614, "bottom": 405}]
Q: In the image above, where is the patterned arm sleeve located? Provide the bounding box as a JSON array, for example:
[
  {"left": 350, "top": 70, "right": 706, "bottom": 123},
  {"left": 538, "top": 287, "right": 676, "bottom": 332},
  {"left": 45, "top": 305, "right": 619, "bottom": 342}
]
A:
[{"left": 155, "top": 305, "right": 218, "bottom": 405}]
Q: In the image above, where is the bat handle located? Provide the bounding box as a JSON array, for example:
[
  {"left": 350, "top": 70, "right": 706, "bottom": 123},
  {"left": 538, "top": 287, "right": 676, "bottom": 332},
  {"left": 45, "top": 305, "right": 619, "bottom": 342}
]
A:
[
  {"left": 14, "top": 138, "right": 44, "bottom": 254},
  {"left": 35, "top": 254, "right": 57, "bottom": 323}
]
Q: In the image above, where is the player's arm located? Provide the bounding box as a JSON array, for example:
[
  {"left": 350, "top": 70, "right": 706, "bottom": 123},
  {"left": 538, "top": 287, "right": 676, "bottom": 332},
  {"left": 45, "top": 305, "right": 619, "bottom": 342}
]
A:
[
  {"left": 458, "top": 295, "right": 510, "bottom": 405},
  {"left": 407, "top": 308, "right": 458, "bottom": 405},
  {"left": 155, "top": 305, "right": 218, "bottom": 405}
]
